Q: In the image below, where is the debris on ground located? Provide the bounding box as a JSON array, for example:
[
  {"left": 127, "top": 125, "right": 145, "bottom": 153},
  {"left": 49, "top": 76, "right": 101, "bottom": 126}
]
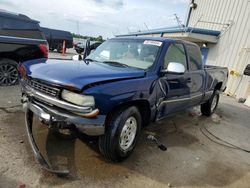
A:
[
  {"left": 147, "top": 135, "right": 167, "bottom": 151},
  {"left": 188, "top": 112, "right": 196, "bottom": 117},
  {"left": 238, "top": 98, "right": 246, "bottom": 103},
  {"left": 19, "top": 184, "right": 25, "bottom": 188}
]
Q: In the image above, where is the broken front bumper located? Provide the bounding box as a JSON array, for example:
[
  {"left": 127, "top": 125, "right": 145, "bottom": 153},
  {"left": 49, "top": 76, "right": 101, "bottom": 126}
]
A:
[
  {"left": 25, "top": 100, "right": 106, "bottom": 136},
  {"left": 23, "top": 97, "right": 106, "bottom": 175}
]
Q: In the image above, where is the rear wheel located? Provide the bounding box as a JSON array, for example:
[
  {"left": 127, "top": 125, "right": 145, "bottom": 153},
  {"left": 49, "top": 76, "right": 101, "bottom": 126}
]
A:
[
  {"left": 201, "top": 90, "right": 219, "bottom": 116},
  {"left": 0, "top": 59, "right": 19, "bottom": 86},
  {"left": 99, "top": 106, "right": 141, "bottom": 162},
  {"left": 57, "top": 44, "right": 66, "bottom": 53}
]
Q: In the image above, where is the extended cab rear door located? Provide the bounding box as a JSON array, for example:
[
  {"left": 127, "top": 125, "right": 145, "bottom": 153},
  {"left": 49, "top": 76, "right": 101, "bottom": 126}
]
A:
[{"left": 184, "top": 43, "right": 205, "bottom": 106}]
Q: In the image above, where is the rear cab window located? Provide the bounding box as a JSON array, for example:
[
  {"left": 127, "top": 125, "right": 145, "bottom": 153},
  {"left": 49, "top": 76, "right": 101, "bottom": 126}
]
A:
[{"left": 185, "top": 44, "right": 203, "bottom": 71}]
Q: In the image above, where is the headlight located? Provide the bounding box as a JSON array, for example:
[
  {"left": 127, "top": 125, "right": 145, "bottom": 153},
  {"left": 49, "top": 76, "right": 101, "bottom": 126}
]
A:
[{"left": 61, "top": 90, "right": 95, "bottom": 106}]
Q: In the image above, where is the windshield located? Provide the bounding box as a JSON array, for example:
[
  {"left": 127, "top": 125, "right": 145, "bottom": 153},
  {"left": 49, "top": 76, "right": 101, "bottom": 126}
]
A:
[{"left": 86, "top": 39, "right": 162, "bottom": 70}]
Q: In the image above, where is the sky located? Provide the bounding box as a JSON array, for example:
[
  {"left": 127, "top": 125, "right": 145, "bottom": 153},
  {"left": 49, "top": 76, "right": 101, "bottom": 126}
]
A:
[{"left": 0, "top": 0, "right": 189, "bottom": 38}]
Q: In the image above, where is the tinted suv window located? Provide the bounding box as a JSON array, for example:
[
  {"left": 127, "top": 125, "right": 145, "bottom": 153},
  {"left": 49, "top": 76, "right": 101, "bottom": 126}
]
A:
[
  {"left": 186, "top": 44, "right": 203, "bottom": 71},
  {"left": 164, "top": 43, "right": 187, "bottom": 70}
]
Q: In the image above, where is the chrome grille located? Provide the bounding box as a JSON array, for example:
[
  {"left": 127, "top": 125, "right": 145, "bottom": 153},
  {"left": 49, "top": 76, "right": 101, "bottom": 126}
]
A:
[{"left": 25, "top": 79, "right": 59, "bottom": 97}]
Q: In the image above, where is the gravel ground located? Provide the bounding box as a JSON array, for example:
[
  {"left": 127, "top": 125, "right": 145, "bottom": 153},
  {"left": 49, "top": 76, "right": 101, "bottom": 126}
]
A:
[
  {"left": 48, "top": 48, "right": 77, "bottom": 60},
  {"left": 0, "top": 53, "right": 250, "bottom": 187}
]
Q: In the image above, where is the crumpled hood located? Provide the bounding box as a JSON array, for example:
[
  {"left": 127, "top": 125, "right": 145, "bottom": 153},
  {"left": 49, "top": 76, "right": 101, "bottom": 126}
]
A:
[{"left": 22, "top": 58, "right": 145, "bottom": 90}]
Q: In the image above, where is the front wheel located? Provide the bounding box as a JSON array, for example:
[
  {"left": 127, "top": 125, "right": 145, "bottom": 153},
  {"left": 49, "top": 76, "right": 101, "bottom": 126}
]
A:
[
  {"left": 201, "top": 90, "right": 220, "bottom": 116},
  {"left": 99, "top": 106, "right": 141, "bottom": 162}
]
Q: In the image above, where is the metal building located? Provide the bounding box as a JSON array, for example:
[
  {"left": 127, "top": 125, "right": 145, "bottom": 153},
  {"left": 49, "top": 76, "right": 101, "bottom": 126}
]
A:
[{"left": 117, "top": 0, "right": 250, "bottom": 99}]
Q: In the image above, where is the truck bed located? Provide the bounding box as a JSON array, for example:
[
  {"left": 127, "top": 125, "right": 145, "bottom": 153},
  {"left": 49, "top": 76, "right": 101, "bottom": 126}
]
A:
[{"left": 204, "top": 65, "right": 228, "bottom": 92}]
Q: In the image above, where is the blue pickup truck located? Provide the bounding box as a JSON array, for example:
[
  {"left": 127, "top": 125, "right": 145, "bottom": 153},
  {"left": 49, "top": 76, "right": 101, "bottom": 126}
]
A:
[{"left": 19, "top": 37, "right": 228, "bottom": 175}]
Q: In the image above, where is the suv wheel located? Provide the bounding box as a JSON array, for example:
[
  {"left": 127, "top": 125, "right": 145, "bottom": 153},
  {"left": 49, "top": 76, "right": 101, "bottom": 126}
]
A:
[
  {"left": 57, "top": 44, "right": 62, "bottom": 53},
  {"left": 0, "top": 59, "right": 19, "bottom": 86},
  {"left": 99, "top": 106, "right": 141, "bottom": 162},
  {"left": 57, "top": 44, "right": 66, "bottom": 53},
  {"left": 201, "top": 90, "right": 220, "bottom": 116}
]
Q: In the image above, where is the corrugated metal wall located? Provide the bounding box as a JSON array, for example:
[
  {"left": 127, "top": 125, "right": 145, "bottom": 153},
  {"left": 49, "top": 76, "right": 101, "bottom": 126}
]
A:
[{"left": 188, "top": 0, "right": 250, "bottom": 98}]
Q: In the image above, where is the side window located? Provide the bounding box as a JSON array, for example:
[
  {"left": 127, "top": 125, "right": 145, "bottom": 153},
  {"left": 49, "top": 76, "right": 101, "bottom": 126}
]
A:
[
  {"left": 186, "top": 44, "right": 203, "bottom": 71},
  {"left": 0, "top": 18, "right": 42, "bottom": 39},
  {"left": 164, "top": 43, "right": 187, "bottom": 70}
]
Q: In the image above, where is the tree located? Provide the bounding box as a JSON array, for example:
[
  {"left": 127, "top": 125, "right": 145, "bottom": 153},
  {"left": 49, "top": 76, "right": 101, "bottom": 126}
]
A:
[
  {"left": 72, "top": 33, "right": 104, "bottom": 42},
  {"left": 96, "top": 35, "right": 103, "bottom": 42}
]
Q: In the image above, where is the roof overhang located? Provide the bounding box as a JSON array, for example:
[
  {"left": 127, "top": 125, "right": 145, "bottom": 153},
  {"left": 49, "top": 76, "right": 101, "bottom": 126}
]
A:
[
  {"left": 162, "top": 32, "right": 218, "bottom": 43},
  {"left": 116, "top": 26, "right": 220, "bottom": 44}
]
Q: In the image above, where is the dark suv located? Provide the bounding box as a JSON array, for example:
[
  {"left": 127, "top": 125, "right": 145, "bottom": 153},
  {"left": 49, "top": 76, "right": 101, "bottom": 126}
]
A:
[
  {"left": 0, "top": 10, "right": 48, "bottom": 86},
  {"left": 41, "top": 27, "right": 73, "bottom": 53}
]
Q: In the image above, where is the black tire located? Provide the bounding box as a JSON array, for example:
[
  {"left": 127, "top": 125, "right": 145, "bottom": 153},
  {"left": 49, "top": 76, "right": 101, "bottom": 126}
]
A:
[
  {"left": 76, "top": 49, "right": 82, "bottom": 54},
  {"left": 57, "top": 44, "right": 66, "bottom": 53},
  {"left": 56, "top": 44, "right": 62, "bottom": 53},
  {"left": 0, "top": 59, "right": 19, "bottom": 86},
  {"left": 99, "top": 106, "right": 141, "bottom": 162},
  {"left": 49, "top": 48, "right": 55, "bottom": 52},
  {"left": 201, "top": 90, "right": 220, "bottom": 116}
]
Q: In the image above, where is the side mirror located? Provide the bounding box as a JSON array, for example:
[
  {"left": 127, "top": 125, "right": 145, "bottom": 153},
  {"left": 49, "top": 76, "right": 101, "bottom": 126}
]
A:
[
  {"left": 83, "top": 39, "right": 91, "bottom": 59},
  {"left": 161, "top": 62, "right": 185, "bottom": 75}
]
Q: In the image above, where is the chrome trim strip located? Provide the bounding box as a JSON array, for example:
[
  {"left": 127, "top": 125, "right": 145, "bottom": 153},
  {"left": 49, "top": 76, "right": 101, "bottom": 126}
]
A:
[
  {"left": 34, "top": 90, "right": 93, "bottom": 113},
  {"left": 205, "top": 90, "right": 213, "bottom": 94},
  {"left": 161, "top": 93, "right": 203, "bottom": 104},
  {"left": 23, "top": 84, "right": 93, "bottom": 113},
  {"left": 0, "top": 35, "right": 47, "bottom": 42},
  {"left": 28, "top": 102, "right": 51, "bottom": 120}
]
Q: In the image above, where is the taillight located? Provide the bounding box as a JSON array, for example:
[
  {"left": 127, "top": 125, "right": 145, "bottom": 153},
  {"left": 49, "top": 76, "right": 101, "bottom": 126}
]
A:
[
  {"left": 17, "top": 63, "right": 26, "bottom": 77},
  {"left": 39, "top": 44, "right": 48, "bottom": 58}
]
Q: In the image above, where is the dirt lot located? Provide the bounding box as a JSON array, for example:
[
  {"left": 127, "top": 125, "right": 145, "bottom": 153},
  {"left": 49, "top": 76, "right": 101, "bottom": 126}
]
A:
[
  {"left": 0, "top": 53, "right": 250, "bottom": 188},
  {"left": 48, "top": 48, "right": 77, "bottom": 60}
]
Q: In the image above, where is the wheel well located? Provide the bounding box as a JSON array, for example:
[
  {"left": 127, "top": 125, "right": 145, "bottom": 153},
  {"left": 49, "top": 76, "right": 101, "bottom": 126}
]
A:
[
  {"left": 0, "top": 58, "right": 18, "bottom": 65},
  {"left": 214, "top": 82, "right": 223, "bottom": 91},
  {"left": 106, "top": 100, "right": 151, "bottom": 127},
  {"left": 0, "top": 55, "right": 19, "bottom": 63}
]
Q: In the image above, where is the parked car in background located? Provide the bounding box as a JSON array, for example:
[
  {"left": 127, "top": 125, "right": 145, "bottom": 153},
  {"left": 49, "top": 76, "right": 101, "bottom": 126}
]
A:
[
  {"left": 41, "top": 27, "right": 73, "bottom": 53},
  {"left": 74, "top": 41, "right": 102, "bottom": 54},
  {"left": 0, "top": 10, "right": 48, "bottom": 86},
  {"left": 20, "top": 37, "right": 228, "bottom": 175}
]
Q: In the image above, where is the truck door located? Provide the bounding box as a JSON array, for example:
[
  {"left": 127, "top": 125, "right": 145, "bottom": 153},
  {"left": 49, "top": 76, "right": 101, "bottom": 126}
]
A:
[
  {"left": 185, "top": 44, "right": 205, "bottom": 106},
  {"left": 157, "top": 43, "right": 190, "bottom": 118}
]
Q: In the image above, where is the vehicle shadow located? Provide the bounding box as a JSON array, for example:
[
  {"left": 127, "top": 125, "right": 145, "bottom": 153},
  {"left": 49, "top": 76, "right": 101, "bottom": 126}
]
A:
[{"left": 34, "top": 105, "right": 250, "bottom": 187}]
